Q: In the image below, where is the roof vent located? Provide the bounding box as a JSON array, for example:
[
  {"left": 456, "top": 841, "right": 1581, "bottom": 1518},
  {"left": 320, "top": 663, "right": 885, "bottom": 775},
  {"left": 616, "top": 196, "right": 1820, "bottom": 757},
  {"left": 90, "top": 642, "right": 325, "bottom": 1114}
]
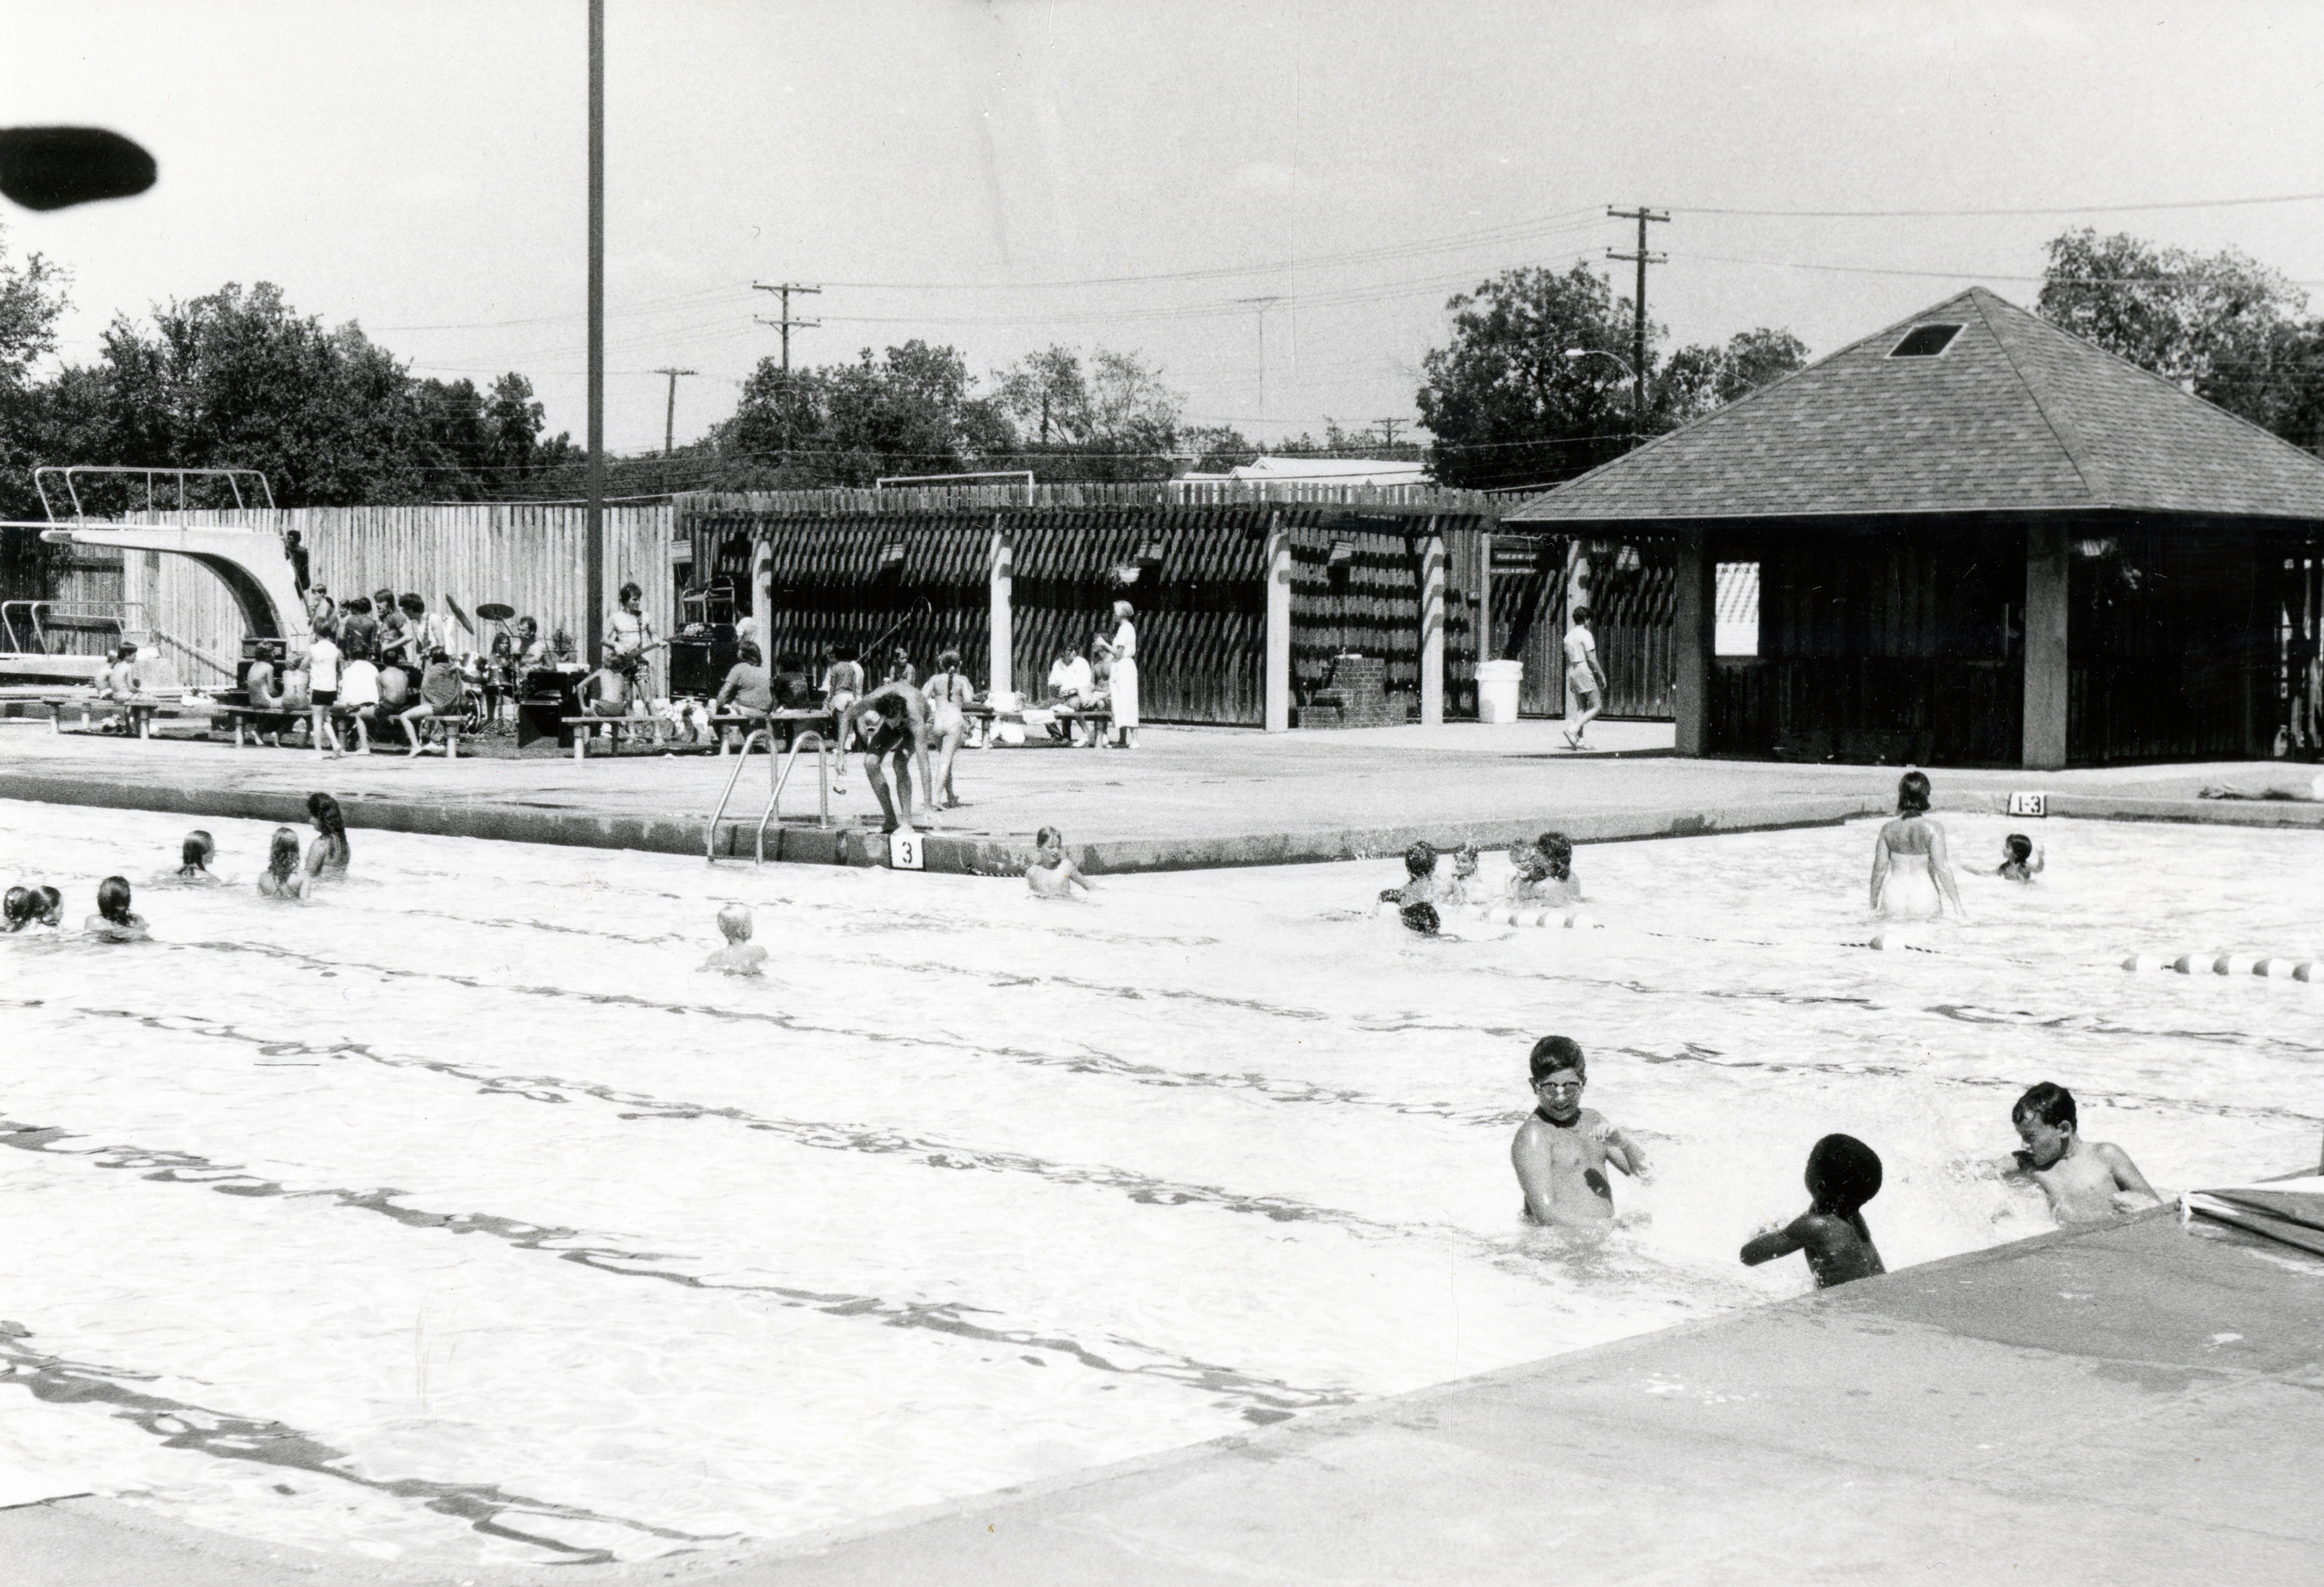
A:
[{"left": 1889, "top": 324, "right": 1963, "bottom": 359}]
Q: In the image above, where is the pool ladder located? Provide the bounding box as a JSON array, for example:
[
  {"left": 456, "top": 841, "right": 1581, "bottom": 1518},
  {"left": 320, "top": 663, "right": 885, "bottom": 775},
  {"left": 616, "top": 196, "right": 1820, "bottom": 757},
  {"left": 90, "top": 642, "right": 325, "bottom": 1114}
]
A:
[{"left": 706, "top": 728, "right": 833, "bottom": 864}]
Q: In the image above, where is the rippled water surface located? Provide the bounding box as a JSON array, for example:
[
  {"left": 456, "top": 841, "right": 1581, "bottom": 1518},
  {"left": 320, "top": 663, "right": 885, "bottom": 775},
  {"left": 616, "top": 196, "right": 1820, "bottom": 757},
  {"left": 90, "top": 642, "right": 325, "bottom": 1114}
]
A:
[{"left": 1, "top": 799, "right": 2317, "bottom": 1568}]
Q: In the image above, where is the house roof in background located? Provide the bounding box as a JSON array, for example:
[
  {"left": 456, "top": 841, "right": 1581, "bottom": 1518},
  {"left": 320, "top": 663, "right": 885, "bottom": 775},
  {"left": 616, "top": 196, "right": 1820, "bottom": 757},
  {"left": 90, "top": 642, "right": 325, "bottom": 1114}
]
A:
[{"left": 1505, "top": 287, "right": 2324, "bottom": 525}]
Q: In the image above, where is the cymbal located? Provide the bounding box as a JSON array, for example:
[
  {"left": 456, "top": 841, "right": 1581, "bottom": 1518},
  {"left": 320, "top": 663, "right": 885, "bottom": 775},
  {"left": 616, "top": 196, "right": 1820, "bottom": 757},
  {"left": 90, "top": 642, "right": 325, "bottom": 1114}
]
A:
[{"left": 476, "top": 602, "right": 515, "bottom": 621}]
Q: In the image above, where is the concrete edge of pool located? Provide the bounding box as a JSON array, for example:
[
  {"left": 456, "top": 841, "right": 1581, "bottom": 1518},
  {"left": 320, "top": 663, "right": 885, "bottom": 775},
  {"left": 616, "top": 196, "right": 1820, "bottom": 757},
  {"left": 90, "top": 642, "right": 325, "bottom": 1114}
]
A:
[
  {"left": 0, "top": 764, "right": 1893, "bottom": 874},
  {"left": 8, "top": 1207, "right": 2318, "bottom": 1586},
  {"left": 3, "top": 758, "right": 2320, "bottom": 878}
]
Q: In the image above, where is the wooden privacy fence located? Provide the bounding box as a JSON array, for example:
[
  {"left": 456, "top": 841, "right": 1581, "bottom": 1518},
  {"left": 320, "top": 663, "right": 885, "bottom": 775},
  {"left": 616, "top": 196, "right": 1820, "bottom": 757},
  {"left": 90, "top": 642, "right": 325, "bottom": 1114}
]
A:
[
  {"left": 682, "top": 500, "right": 1494, "bottom": 727},
  {"left": 100, "top": 504, "right": 673, "bottom": 683},
  {"left": 689, "top": 503, "right": 1277, "bottom": 725}
]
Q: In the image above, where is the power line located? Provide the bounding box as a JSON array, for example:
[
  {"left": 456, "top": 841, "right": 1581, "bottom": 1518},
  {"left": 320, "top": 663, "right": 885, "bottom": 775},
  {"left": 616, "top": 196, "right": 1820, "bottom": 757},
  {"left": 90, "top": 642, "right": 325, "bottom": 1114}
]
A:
[
  {"left": 1670, "top": 191, "right": 2324, "bottom": 218},
  {"left": 752, "top": 282, "right": 822, "bottom": 459}
]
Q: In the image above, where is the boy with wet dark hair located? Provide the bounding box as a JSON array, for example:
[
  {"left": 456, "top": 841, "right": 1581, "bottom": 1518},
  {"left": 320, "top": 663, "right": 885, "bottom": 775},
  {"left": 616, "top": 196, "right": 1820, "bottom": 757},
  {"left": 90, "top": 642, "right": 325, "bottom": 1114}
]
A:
[
  {"left": 1511, "top": 1035, "right": 1651, "bottom": 1231},
  {"left": 1380, "top": 841, "right": 1441, "bottom": 907},
  {"left": 1997, "top": 833, "right": 2044, "bottom": 881},
  {"left": 2003, "top": 1082, "right": 2161, "bottom": 1224},
  {"left": 85, "top": 876, "right": 150, "bottom": 942},
  {"left": 1741, "top": 1134, "right": 1886, "bottom": 1289}
]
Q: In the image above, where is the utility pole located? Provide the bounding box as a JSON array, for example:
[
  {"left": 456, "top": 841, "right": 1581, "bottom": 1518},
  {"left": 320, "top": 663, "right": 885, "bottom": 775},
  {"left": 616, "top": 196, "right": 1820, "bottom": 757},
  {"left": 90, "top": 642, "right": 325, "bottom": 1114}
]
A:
[
  {"left": 752, "top": 282, "right": 821, "bottom": 461},
  {"left": 1237, "top": 295, "right": 1281, "bottom": 430},
  {"left": 652, "top": 367, "right": 697, "bottom": 456},
  {"left": 584, "top": 0, "right": 605, "bottom": 665},
  {"left": 1605, "top": 205, "right": 1669, "bottom": 431},
  {"left": 1374, "top": 418, "right": 1404, "bottom": 449}
]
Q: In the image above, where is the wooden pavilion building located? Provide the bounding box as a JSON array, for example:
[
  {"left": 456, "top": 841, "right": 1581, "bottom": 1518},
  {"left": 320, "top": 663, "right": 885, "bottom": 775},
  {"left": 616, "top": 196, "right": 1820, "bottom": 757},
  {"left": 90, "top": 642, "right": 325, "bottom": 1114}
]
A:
[{"left": 1505, "top": 287, "right": 2324, "bottom": 768}]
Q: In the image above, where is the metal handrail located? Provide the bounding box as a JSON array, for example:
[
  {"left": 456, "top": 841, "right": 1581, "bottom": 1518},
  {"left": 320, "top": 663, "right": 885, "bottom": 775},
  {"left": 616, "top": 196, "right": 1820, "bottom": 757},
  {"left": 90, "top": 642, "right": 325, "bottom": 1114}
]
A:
[
  {"left": 704, "top": 727, "right": 779, "bottom": 862},
  {"left": 2, "top": 599, "right": 147, "bottom": 654},
  {"left": 34, "top": 465, "right": 278, "bottom": 520},
  {"left": 753, "top": 732, "right": 832, "bottom": 862}
]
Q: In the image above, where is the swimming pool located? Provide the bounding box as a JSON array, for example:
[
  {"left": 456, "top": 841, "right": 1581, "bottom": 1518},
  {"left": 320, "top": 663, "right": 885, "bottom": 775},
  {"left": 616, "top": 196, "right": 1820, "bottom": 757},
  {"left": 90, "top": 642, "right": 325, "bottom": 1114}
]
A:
[{"left": 2, "top": 799, "right": 2318, "bottom": 1570}]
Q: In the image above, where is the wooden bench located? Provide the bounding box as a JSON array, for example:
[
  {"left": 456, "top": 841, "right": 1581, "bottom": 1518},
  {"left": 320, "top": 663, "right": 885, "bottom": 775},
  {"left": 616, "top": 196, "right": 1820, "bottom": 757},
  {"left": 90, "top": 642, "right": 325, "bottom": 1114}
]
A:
[
  {"left": 706, "top": 706, "right": 840, "bottom": 754},
  {"left": 964, "top": 701, "right": 1114, "bottom": 747},
  {"left": 562, "top": 713, "right": 664, "bottom": 760},
  {"left": 36, "top": 693, "right": 174, "bottom": 739}
]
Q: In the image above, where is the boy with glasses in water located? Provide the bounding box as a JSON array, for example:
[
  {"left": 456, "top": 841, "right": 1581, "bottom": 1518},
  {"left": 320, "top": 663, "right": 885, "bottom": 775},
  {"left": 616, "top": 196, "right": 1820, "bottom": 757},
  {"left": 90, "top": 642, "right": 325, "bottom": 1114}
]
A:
[{"left": 1511, "top": 1035, "right": 1651, "bottom": 1232}]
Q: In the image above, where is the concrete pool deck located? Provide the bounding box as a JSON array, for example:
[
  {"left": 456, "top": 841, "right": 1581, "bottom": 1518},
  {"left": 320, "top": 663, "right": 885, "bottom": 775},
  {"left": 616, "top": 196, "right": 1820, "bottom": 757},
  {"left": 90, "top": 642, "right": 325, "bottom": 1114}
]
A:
[
  {"left": 3, "top": 717, "right": 2320, "bottom": 875},
  {"left": 9, "top": 1210, "right": 2319, "bottom": 1586}
]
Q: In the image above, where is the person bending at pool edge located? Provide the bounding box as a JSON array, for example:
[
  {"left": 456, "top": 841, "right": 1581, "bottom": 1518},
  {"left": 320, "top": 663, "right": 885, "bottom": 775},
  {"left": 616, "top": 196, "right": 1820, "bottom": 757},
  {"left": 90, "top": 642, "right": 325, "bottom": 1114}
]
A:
[
  {"left": 701, "top": 904, "right": 768, "bottom": 975},
  {"left": 843, "top": 682, "right": 933, "bottom": 835},
  {"left": 84, "top": 876, "right": 150, "bottom": 942},
  {"left": 1026, "top": 826, "right": 1093, "bottom": 898},
  {"left": 1511, "top": 1035, "right": 1650, "bottom": 1231},
  {"left": 1999, "top": 1082, "right": 2161, "bottom": 1225},
  {"left": 1741, "top": 1133, "right": 1886, "bottom": 1290}
]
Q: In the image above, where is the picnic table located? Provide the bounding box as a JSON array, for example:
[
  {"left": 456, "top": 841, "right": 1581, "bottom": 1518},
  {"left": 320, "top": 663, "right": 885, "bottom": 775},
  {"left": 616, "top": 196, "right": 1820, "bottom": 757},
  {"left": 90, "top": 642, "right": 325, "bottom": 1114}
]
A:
[{"left": 963, "top": 699, "right": 1113, "bottom": 747}]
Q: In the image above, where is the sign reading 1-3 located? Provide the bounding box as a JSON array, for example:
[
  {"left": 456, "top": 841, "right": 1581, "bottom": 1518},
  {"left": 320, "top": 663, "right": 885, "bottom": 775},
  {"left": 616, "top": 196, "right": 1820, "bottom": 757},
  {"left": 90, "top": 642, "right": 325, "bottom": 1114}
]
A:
[
  {"left": 2006, "top": 792, "right": 2048, "bottom": 819},
  {"left": 889, "top": 830, "right": 926, "bottom": 871}
]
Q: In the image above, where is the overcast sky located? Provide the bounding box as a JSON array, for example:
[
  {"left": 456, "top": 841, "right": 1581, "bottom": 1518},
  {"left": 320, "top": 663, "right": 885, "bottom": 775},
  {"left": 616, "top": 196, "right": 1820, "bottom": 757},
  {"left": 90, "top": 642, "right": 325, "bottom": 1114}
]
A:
[{"left": 9, "top": 0, "right": 2324, "bottom": 457}]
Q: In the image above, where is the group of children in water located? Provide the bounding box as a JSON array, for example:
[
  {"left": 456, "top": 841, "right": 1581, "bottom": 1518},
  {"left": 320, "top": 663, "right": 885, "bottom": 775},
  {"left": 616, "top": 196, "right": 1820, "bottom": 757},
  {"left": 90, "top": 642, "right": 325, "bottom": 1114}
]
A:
[
  {"left": 1514, "top": 1035, "right": 2164, "bottom": 1290},
  {"left": 1375, "top": 830, "right": 1580, "bottom": 935},
  {"left": 3, "top": 795, "right": 354, "bottom": 938}
]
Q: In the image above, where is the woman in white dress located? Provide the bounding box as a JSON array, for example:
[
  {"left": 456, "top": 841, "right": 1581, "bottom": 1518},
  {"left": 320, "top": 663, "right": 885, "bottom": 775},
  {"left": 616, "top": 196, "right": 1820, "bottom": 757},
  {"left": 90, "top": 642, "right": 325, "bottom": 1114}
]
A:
[
  {"left": 1869, "top": 770, "right": 1967, "bottom": 919},
  {"left": 1105, "top": 599, "right": 1140, "bottom": 748}
]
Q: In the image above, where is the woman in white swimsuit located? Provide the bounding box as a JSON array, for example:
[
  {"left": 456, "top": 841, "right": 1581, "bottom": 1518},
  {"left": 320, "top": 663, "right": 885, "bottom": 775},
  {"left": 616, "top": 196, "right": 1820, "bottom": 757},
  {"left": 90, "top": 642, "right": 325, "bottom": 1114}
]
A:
[
  {"left": 1870, "top": 770, "right": 1967, "bottom": 919},
  {"left": 922, "top": 648, "right": 976, "bottom": 808}
]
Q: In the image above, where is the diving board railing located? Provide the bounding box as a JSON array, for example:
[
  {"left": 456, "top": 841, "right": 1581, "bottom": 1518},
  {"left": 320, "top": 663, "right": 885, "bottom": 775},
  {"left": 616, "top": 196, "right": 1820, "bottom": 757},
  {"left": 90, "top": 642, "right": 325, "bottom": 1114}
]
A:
[{"left": 706, "top": 721, "right": 834, "bottom": 864}]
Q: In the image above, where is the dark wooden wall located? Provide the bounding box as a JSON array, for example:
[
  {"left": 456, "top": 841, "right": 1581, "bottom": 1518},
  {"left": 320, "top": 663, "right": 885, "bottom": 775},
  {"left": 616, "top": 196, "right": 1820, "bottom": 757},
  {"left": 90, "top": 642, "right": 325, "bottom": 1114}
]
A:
[
  {"left": 2066, "top": 524, "right": 2284, "bottom": 764},
  {"left": 1709, "top": 520, "right": 2024, "bottom": 764}
]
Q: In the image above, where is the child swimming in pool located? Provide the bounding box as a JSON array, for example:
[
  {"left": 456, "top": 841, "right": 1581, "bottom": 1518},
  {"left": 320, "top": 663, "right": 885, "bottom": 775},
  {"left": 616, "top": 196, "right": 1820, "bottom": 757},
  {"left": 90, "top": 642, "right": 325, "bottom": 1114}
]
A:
[
  {"left": 700, "top": 904, "right": 768, "bottom": 975},
  {"left": 1026, "top": 826, "right": 1092, "bottom": 898},
  {"left": 1444, "top": 841, "right": 1480, "bottom": 907},
  {"left": 1997, "top": 833, "right": 2044, "bottom": 882},
  {"left": 304, "top": 792, "right": 351, "bottom": 883},
  {"left": 84, "top": 876, "right": 150, "bottom": 942},
  {"left": 1741, "top": 1133, "right": 1886, "bottom": 1289},
  {"left": 1511, "top": 1035, "right": 1651, "bottom": 1233},
  {"left": 1999, "top": 1082, "right": 2161, "bottom": 1225},
  {"left": 177, "top": 830, "right": 218, "bottom": 881},
  {"left": 1508, "top": 832, "right": 1578, "bottom": 907},
  {"left": 2, "top": 886, "right": 38, "bottom": 932},
  {"left": 1380, "top": 841, "right": 1442, "bottom": 907},
  {"left": 257, "top": 827, "right": 308, "bottom": 900}
]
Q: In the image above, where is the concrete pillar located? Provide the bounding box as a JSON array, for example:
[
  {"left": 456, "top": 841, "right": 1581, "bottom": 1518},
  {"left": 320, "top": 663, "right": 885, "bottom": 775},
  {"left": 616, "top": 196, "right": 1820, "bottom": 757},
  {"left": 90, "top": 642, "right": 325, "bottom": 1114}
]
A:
[
  {"left": 1419, "top": 523, "right": 1446, "bottom": 727},
  {"left": 988, "top": 514, "right": 1013, "bottom": 702},
  {"left": 1673, "top": 527, "right": 1715, "bottom": 756},
  {"left": 750, "top": 541, "right": 772, "bottom": 661},
  {"left": 1264, "top": 512, "right": 1291, "bottom": 732},
  {"left": 2022, "top": 520, "right": 2070, "bottom": 771},
  {"left": 1477, "top": 531, "right": 1495, "bottom": 663}
]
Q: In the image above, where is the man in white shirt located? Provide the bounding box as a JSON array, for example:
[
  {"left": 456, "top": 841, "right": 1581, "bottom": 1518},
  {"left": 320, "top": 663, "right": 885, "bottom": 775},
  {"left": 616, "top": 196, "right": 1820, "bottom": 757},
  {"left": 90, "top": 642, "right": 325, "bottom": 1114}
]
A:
[
  {"left": 1046, "top": 643, "right": 1099, "bottom": 744},
  {"left": 1563, "top": 604, "right": 1607, "bottom": 751}
]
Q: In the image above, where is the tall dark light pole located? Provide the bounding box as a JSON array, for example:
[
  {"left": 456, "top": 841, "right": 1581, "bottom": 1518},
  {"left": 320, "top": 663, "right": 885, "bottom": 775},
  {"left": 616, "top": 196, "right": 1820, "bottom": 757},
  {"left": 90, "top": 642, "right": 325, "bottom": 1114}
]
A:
[{"left": 584, "top": 0, "right": 606, "bottom": 665}]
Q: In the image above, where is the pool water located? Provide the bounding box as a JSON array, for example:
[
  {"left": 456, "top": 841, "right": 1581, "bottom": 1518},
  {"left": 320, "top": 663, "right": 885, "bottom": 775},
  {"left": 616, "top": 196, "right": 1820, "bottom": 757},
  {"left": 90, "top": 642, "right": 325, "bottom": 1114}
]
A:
[{"left": 1, "top": 799, "right": 2317, "bottom": 1569}]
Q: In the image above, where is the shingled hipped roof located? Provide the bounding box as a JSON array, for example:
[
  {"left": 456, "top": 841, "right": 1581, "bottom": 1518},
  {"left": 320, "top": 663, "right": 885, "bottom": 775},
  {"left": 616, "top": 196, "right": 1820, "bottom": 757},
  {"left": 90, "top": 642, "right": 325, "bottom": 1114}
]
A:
[{"left": 1507, "top": 286, "right": 2324, "bottom": 524}]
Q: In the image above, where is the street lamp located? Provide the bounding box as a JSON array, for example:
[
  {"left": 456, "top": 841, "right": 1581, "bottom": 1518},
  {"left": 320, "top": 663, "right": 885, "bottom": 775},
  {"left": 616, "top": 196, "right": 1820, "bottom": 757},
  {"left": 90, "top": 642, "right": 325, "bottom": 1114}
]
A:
[
  {"left": 1563, "top": 347, "right": 1643, "bottom": 436},
  {"left": 1563, "top": 347, "right": 1634, "bottom": 380}
]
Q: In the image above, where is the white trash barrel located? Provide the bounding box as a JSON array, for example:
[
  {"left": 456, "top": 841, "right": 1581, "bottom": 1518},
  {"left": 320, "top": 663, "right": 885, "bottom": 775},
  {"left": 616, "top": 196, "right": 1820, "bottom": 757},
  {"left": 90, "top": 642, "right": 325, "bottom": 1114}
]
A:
[{"left": 1476, "top": 659, "right": 1523, "bottom": 725}]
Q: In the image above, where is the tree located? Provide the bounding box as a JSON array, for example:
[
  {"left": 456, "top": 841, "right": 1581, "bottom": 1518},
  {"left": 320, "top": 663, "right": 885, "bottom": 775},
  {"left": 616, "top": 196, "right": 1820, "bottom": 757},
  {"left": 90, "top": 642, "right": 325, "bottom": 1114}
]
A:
[
  {"left": 714, "top": 339, "right": 1015, "bottom": 487},
  {"left": 0, "top": 222, "right": 71, "bottom": 527},
  {"left": 1654, "top": 327, "right": 1809, "bottom": 427},
  {"left": 484, "top": 372, "right": 545, "bottom": 478},
  {"left": 2037, "top": 228, "right": 2305, "bottom": 429},
  {"left": 1416, "top": 264, "right": 1644, "bottom": 490},
  {"left": 993, "top": 346, "right": 1092, "bottom": 445}
]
